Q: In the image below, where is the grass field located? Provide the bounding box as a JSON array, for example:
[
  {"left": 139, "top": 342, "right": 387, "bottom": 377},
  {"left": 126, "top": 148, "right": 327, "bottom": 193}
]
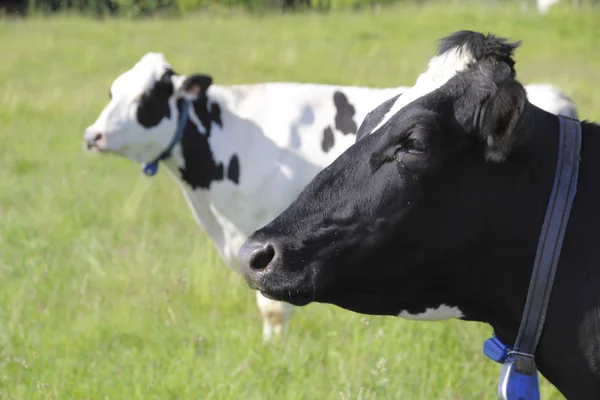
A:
[{"left": 1, "top": 3, "right": 599, "bottom": 399}]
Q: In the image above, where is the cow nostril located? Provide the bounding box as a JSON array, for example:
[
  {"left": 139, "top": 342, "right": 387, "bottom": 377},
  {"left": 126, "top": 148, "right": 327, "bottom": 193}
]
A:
[
  {"left": 85, "top": 131, "right": 103, "bottom": 147},
  {"left": 249, "top": 244, "right": 276, "bottom": 271}
]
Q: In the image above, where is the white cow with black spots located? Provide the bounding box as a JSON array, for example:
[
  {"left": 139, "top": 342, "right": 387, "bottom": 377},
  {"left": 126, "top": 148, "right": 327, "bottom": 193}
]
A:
[{"left": 83, "top": 52, "right": 578, "bottom": 342}]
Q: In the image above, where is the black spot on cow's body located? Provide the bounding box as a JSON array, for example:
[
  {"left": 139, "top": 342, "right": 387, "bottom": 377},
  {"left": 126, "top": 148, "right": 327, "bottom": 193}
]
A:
[
  {"left": 227, "top": 154, "right": 240, "bottom": 184},
  {"left": 136, "top": 70, "right": 175, "bottom": 128},
  {"left": 179, "top": 114, "right": 224, "bottom": 190},
  {"left": 177, "top": 83, "right": 238, "bottom": 190},
  {"left": 192, "top": 95, "right": 222, "bottom": 133},
  {"left": 333, "top": 91, "right": 357, "bottom": 135},
  {"left": 321, "top": 126, "right": 334, "bottom": 153},
  {"left": 211, "top": 103, "right": 222, "bottom": 127}
]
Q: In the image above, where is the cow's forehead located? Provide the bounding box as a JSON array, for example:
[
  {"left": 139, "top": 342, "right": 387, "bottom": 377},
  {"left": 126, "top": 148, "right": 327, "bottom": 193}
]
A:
[
  {"left": 110, "top": 52, "right": 172, "bottom": 96},
  {"left": 369, "top": 44, "right": 475, "bottom": 134}
]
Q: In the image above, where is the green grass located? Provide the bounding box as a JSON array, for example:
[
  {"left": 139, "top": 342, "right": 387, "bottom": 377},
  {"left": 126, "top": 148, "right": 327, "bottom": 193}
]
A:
[{"left": 1, "top": 3, "right": 599, "bottom": 399}]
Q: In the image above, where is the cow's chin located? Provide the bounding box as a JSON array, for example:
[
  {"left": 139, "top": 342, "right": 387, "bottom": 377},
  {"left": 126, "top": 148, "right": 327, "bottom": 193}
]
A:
[
  {"left": 245, "top": 265, "right": 321, "bottom": 307},
  {"left": 259, "top": 290, "right": 314, "bottom": 307},
  {"left": 84, "top": 142, "right": 107, "bottom": 154},
  {"left": 255, "top": 279, "right": 319, "bottom": 307}
]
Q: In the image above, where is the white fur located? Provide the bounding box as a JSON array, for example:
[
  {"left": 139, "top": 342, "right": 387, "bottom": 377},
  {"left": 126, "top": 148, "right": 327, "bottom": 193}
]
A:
[
  {"left": 370, "top": 45, "right": 476, "bottom": 134},
  {"left": 399, "top": 304, "right": 464, "bottom": 321},
  {"left": 84, "top": 52, "right": 579, "bottom": 342},
  {"left": 525, "top": 83, "right": 578, "bottom": 119}
]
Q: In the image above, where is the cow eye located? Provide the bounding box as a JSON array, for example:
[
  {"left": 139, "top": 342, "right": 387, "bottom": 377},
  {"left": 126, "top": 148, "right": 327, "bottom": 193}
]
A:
[{"left": 395, "top": 137, "right": 428, "bottom": 157}]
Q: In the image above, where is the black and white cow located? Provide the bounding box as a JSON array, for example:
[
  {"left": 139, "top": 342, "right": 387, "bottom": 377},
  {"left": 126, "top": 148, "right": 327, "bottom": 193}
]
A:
[
  {"left": 83, "top": 52, "right": 578, "bottom": 343},
  {"left": 239, "top": 31, "right": 600, "bottom": 397}
]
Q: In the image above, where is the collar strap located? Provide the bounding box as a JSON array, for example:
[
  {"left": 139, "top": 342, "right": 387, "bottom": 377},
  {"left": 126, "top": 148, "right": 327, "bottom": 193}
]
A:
[
  {"left": 484, "top": 115, "right": 582, "bottom": 400},
  {"left": 141, "top": 99, "right": 191, "bottom": 177}
]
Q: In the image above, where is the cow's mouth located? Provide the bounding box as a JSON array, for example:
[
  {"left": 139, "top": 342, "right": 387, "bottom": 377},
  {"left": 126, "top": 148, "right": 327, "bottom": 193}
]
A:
[{"left": 85, "top": 141, "right": 108, "bottom": 154}]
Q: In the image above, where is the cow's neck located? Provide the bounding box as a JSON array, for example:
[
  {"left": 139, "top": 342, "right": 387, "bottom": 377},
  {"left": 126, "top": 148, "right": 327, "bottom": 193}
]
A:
[
  {"left": 453, "top": 105, "right": 557, "bottom": 332},
  {"left": 451, "top": 106, "right": 600, "bottom": 397},
  {"left": 160, "top": 85, "right": 249, "bottom": 267}
]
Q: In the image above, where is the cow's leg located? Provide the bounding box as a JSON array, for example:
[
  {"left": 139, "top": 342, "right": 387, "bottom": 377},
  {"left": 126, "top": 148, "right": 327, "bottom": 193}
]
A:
[{"left": 255, "top": 290, "right": 294, "bottom": 342}]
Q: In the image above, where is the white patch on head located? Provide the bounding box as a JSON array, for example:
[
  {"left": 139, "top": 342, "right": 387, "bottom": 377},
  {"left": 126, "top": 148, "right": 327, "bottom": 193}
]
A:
[
  {"left": 110, "top": 52, "right": 172, "bottom": 98},
  {"left": 398, "top": 304, "right": 464, "bottom": 321},
  {"left": 84, "top": 52, "right": 181, "bottom": 163},
  {"left": 370, "top": 45, "right": 476, "bottom": 134}
]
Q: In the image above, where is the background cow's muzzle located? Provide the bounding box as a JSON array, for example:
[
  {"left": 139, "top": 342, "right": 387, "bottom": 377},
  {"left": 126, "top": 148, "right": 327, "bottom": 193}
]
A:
[{"left": 83, "top": 129, "right": 106, "bottom": 152}]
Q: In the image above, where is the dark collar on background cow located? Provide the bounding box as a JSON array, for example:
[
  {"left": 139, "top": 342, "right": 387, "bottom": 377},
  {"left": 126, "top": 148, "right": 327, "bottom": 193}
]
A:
[
  {"left": 141, "top": 99, "right": 191, "bottom": 177},
  {"left": 483, "top": 115, "right": 582, "bottom": 400}
]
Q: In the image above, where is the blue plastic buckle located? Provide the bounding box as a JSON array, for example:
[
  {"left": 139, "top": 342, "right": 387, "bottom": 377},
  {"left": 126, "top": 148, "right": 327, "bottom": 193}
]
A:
[
  {"left": 498, "top": 354, "right": 540, "bottom": 400},
  {"left": 484, "top": 336, "right": 541, "bottom": 400},
  {"left": 140, "top": 100, "right": 191, "bottom": 177},
  {"left": 484, "top": 335, "right": 511, "bottom": 364},
  {"left": 142, "top": 161, "right": 159, "bottom": 176}
]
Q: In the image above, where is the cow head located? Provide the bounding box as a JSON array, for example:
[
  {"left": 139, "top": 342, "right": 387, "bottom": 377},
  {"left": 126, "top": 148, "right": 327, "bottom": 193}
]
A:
[
  {"left": 239, "top": 31, "right": 547, "bottom": 322},
  {"left": 83, "top": 52, "right": 212, "bottom": 164}
]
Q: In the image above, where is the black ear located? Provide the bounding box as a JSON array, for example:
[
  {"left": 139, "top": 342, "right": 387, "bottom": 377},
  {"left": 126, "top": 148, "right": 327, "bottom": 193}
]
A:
[
  {"left": 480, "top": 79, "right": 528, "bottom": 162},
  {"left": 355, "top": 92, "right": 402, "bottom": 142},
  {"left": 152, "top": 70, "right": 176, "bottom": 98},
  {"left": 180, "top": 74, "right": 213, "bottom": 96}
]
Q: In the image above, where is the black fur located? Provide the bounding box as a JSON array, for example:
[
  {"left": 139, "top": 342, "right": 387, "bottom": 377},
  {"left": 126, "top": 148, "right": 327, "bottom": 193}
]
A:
[
  {"left": 178, "top": 91, "right": 231, "bottom": 190},
  {"left": 136, "top": 70, "right": 175, "bottom": 128},
  {"left": 437, "top": 30, "right": 520, "bottom": 76},
  {"left": 182, "top": 74, "right": 213, "bottom": 94},
  {"left": 321, "top": 126, "right": 334, "bottom": 153},
  {"left": 333, "top": 91, "right": 357, "bottom": 135},
  {"left": 239, "top": 30, "right": 600, "bottom": 399},
  {"left": 178, "top": 103, "right": 224, "bottom": 190},
  {"left": 227, "top": 154, "right": 240, "bottom": 184},
  {"left": 320, "top": 91, "right": 361, "bottom": 153}
]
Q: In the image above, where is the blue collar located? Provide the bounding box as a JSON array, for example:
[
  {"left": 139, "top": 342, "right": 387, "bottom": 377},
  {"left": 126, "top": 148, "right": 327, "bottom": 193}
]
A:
[
  {"left": 483, "top": 115, "right": 582, "bottom": 400},
  {"left": 141, "top": 99, "right": 192, "bottom": 177}
]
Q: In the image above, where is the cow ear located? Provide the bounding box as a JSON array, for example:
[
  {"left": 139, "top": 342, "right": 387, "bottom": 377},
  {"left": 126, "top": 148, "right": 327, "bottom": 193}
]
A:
[
  {"left": 174, "top": 74, "right": 213, "bottom": 98},
  {"left": 480, "top": 79, "right": 527, "bottom": 162}
]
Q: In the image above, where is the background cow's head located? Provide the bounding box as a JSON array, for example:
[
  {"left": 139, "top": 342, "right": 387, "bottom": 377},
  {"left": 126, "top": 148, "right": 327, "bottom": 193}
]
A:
[
  {"left": 239, "top": 31, "right": 549, "bottom": 321},
  {"left": 83, "top": 52, "right": 212, "bottom": 164}
]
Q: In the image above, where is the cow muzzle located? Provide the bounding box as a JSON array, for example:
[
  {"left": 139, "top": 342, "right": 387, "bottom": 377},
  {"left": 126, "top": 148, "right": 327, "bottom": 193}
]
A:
[
  {"left": 239, "top": 239, "right": 278, "bottom": 289},
  {"left": 83, "top": 129, "right": 106, "bottom": 152},
  {"left": 239, "top": 236, "right": 317, "bottom": 306}
]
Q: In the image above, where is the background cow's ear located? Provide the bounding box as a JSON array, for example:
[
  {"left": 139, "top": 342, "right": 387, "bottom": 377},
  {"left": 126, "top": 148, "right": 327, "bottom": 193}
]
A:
[
  {"left": 152, "top": 71, "right": 176, "bottom": 99},
  {"left": 176, "top": 74, "right": 213, "bottom": 98},
  {"left": 480, "top": 79, "right": 528, "bottom": 162}
]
